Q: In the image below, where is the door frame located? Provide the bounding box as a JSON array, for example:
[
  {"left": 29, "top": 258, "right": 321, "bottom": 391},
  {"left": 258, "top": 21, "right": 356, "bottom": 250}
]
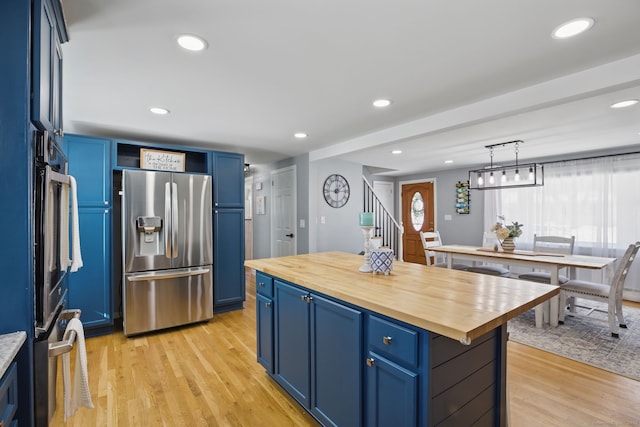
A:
[
  {"left": 397, "top": 178, "right": 438, "bottom": 261},
  {"left": 270, "top": 165, "right": 297, "bottom": 257}
]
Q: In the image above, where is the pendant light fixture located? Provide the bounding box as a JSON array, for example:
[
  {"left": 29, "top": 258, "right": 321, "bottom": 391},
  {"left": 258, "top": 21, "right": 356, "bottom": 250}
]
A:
[{"left": 468, "top": 140, "right": 544, "bottom": 190}]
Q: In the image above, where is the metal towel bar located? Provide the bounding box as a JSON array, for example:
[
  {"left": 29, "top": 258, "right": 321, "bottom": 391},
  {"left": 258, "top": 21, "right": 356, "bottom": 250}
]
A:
[{"left": 48, "top": 309, "right": 82, "bottom": 357}]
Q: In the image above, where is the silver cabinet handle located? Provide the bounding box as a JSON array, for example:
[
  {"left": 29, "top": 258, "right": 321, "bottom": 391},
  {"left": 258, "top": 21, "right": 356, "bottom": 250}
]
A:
[
  {"left": 383, "top": 336, "right": 393, "bottom": 345},
  {"left": 258, "top": 282, "right": 265, "bottom": 287},
  {"left": 265, "top": 302, "right": 271, "bottom": 308},
  {"left": 366, "top": 358, "right": 375, "bottom": 367}
]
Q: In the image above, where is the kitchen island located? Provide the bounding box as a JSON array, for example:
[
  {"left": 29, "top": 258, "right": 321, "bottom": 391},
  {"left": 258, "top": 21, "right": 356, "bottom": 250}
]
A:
[{"left": 245, "top": 252, "right": 558, "bottom": 427}]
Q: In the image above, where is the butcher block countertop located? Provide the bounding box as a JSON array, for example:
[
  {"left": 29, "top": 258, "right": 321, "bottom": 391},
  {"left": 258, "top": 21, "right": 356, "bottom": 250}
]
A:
[{"left": 245, "top": 251, "right": 558, "bottom": 344}]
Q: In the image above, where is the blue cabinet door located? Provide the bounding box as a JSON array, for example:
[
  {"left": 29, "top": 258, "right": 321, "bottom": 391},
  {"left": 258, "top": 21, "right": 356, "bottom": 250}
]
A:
[
  {"left": 256, "top": 293, "right": 273, "bottom": 373},
  {"left": 366, "top": 352, "right": 418, "bottom": 427},
  {"left": 274, "top": 280, "right": 310, "bottom": 408},
  {"left": 68, "top": 207, "right": 112, "bottom": 330},
  {"left": 213, "top": 208, "right": 245, "bottom": 311},
  {"left": 64, "top": 135, "right": 111, "bottom": 207},
  {"left": 311, "top": 294, "right": 362, "bottom": 427},
  {"left": 213, "top": 152, "right": 244, "bottom": 208},
  {"left": 32, "top": 0, "right": 64, "bottom": 134}
]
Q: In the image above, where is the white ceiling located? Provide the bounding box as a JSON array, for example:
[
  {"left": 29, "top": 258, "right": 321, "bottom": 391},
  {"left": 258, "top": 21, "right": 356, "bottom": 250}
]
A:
[{"left": 61, "top": 0, "right": 640, "bottom": 176}]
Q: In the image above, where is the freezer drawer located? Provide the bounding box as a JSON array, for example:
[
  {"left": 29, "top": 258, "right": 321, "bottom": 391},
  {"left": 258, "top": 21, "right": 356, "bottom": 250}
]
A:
[{"left": 123, "top": 266, "right": 213, "bottom": 336}]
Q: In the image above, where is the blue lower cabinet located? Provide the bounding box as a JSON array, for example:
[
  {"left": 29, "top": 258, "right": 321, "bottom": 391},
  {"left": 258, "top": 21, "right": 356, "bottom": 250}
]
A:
[
  {"left": 366, "top": 352, "right": 418, "bottom": 427},
  {"left": 256, "top": 293, "right": 273, "bottom": 373},
  {"left": 213, "top": 208, "right": 245, "bottom": 312},
  {"left": 68, "top": 207, "right": 112, "bottom": 331},
  {"left": 274, "top": 280, "right": 363, "bottom": 426}
]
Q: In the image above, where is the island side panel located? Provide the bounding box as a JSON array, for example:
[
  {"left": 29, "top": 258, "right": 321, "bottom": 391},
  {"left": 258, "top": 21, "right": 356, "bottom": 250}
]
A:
[{"left": 429, "top": 327, "right": 507, "bottom": 426}]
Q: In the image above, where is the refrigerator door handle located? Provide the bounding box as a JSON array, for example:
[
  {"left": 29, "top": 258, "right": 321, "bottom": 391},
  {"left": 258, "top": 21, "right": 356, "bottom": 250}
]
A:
[
  {"left": 127, "top": 267, "right": 211, "bottom": 282},
  {"left": 171, "top": 182, "right": 179, "bottom": 258},
  {"left": 165, "top": 182, "right": 172, "bottom": 258}
]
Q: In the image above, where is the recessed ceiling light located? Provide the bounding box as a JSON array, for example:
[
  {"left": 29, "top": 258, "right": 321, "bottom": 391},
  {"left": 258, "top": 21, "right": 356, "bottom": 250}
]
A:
[
  {"left": 610, "top": 99, "right": 639, "bottom": 109},
  {"left": 294, "top": 132, "right": 308, "bottom": 139},
  {"left": 373, "top": 99, "right": 392, "bottom": 108},
  {"left": 391, "top": 149, "right": 402, "bottom": 155},
  {"left": 444, "top": 160, "right": 454, "bottom": 164},
  {"left": 150, "top": 107, "right": 170, "bottom": 115},
  {"left": 552, "top": 18, "right": 594, "bottom": 39},
  {"left": 177, "top": 34, "right": 208, "bottom": 51}
]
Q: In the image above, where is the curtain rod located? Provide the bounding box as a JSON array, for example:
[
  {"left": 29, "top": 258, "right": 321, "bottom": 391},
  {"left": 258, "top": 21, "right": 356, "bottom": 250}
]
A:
[{"left": 541, "top": 149, "right": 640, "bottom": 166}]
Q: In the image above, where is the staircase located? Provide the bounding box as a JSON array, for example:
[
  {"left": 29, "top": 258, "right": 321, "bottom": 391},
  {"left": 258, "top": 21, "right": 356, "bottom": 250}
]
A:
[{"left": 362, "top": 176, "right": 403, "bottom": 259}]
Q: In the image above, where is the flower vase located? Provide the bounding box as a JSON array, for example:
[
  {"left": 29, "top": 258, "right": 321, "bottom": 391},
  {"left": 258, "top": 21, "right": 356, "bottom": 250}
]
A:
[{"left": 501, "top": 237, "right": 516, "bottom": 252}]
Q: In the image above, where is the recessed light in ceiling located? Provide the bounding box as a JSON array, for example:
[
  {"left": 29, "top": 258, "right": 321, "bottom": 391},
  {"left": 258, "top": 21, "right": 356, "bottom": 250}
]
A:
[
  {"left": 294, "top": 132, "right": 308, "bottom": 139},
  {"left": 373, "top": 99, "right": 392, "bottom": 108},
  {"left": 177, "top": 34, "right": 208, "bottom": 51},
  {"left": 150, "top": 107, "right": 170, "bottom": 115},
  {"left": 444, "top": 160, "right": 454, "bottom": 164},
  {"left": 552, "top": 18, "right": 594, "bottom": 39},
  {"left": 610, "top": 99, "right": 639, "bottom": 109},
  {"left": 391, "top": 149, "right": 402, "bottom": 154}
]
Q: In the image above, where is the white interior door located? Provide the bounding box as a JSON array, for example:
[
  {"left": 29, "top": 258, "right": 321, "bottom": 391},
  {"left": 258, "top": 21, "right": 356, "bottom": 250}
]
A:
[{"left": 271, "top": 166, "right": 297, "bottom": 257}]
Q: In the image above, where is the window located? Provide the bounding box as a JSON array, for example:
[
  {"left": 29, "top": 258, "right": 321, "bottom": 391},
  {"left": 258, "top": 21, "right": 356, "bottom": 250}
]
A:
[{"left": 485, "top": 153, "right": 640, "bottom": 297}]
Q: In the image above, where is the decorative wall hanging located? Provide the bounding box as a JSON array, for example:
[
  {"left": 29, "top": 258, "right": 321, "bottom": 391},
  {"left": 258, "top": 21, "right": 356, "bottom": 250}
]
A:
[{"left": 455, "top": 181, "right": 470, "bottom": 214}]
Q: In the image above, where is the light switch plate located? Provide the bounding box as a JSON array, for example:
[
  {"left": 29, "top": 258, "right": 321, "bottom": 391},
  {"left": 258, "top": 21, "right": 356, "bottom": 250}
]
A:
[{"left": 444, "top": 214, "right": 453, "bottom": 221}]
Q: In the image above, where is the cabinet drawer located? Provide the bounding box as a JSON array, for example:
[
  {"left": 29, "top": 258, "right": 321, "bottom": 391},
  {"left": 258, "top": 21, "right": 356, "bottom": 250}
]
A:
[
  {"left": 368, "top": 316, "right": 418, "bottom": 368},
  {"left": 0, "top": 362, "right": 18, "bottom": 427},
  {"left": 256, "top": 272, "right": 273, "bottom": 297}
]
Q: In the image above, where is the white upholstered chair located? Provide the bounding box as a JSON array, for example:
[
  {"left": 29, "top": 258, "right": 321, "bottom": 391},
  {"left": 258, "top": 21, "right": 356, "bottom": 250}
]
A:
[
  {"left": 419, "top": 231, "right": 468, "bottom": 270},
  {"left": 558, "top": 241, "right": 640, "bottom": 337},
  {"left": 465, "top": 232, "right": 510, "bottom": 277},
  {"left": 518, "top": 235, "right": 575, "bottom": 284}
]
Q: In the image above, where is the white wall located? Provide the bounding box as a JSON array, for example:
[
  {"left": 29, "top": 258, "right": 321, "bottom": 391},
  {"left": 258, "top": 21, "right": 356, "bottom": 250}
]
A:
[{"left": 309, "top": 158, "right": 364, "bottom": 254}]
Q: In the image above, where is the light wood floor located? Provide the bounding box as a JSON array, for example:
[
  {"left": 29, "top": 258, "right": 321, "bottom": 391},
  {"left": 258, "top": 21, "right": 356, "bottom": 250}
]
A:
[{"left": 51, "top": 271, "right": 640, "bottom": 426}]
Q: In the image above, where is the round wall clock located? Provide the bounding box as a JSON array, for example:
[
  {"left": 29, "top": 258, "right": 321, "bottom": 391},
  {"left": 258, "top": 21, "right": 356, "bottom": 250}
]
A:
[{"left": 323, "top": 174, "right": 350, "bottom": 208}]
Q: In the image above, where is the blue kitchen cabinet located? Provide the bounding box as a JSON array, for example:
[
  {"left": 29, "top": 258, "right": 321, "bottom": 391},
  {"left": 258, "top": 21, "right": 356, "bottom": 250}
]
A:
[
  {"left": 213, "top": 152, "right": 245, "bottom": 208},
  {"left": 68, "top": 207, "right": 112, "bottom": 331},
  {"left": 64, "top": 135, "right": 112, "bottom": 207},
  {"left": 274, "top": 280, "right": 362, "bottom": 426},
  {"left": 32, "top": 0, "right": 67, "bottom": 135},
  {"left": 64, "top": 135, "right": 113, "bottom": 333},
  {"left": 213, "top": 208, "right": 245, "bottom": 312},
  {"left": 366, "top": 353, "right": 418, "bottom": 427},
  {"left": 256, "top": 272, "right": 274, "bottom": 372}
]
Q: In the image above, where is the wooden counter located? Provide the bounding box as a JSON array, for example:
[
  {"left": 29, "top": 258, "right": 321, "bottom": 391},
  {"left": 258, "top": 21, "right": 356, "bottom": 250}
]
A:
[{"left": 245, "top": 251, "right": 558, "bottom": 344}]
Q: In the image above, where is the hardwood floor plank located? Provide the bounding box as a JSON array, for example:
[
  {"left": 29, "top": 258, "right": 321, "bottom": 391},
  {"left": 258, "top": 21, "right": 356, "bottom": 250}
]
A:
[{"left": 50, "top": 270, "right": 640, "bottom": 426}]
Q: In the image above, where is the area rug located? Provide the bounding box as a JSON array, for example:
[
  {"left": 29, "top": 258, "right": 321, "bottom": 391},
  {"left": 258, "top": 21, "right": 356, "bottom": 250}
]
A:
[{"left": 507, "top": 301, "right": 640, "bottom": 381}]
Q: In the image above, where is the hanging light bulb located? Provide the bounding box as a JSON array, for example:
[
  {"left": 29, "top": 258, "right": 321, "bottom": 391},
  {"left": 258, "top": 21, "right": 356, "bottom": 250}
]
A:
[
  {"left": 514, "top": 169, "right": 520, "bottom": 181},
  {"left": 489, "top": 172, "right": 495, "bottom": 184},
  {"left": 477, "top": 173, "right": 483, "bottom": 186},
  {"left": 501, "top": 170, "right": 507, "bottom": 183},
  {"left": 528, "top": 166, "right": 534, "bottom": 180}
]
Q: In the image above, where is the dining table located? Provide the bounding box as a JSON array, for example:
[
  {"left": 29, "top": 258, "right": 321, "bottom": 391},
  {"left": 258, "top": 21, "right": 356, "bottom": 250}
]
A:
[{"left": 429, "top": 244, "right": 617, "bottom": 327}]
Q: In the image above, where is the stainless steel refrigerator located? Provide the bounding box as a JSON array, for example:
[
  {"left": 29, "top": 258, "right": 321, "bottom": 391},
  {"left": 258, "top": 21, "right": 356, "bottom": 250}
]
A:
[{"left": 122, "top": 169, "right": 213, "bottom": 336}]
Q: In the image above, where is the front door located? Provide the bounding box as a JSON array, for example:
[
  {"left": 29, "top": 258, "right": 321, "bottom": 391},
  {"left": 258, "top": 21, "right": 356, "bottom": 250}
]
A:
[{"left": 401, "top": 182, "right": 434, "bottom": 264}]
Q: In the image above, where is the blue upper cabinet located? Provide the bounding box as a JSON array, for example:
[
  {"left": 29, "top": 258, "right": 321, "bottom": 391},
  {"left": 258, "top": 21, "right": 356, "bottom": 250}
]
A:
[
  {"left": 213, "top": 152, "right": 245, "bottom": 208},
  {"left": 64, "top": 135, "right": 112, "bottom": 207},
  {"left": 32, "top": 0, "right": 67, "bottom": 136}
]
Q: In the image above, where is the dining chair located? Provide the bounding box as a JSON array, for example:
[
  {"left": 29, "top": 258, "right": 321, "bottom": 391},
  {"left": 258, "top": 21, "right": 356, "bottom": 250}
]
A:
[
  {"left": 419, "top": 231, "right": 469, "bottom": 270},
  {"left": 558, "top": 241, "right": 640, "bottom": 337},
  {"left": 465, "top": 232, "right": 510, "bottom": 277},
  {"left": 518, "top": 235, "right": 575, "bottom": 284}
]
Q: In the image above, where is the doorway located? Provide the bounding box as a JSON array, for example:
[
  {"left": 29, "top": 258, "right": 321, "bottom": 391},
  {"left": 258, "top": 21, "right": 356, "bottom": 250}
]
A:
[
  {"left": 270, "top": 165, "right": 297, "bottom": 257},
  {"left": 401, "top": 181, "right": 435, "bottom": 264}
]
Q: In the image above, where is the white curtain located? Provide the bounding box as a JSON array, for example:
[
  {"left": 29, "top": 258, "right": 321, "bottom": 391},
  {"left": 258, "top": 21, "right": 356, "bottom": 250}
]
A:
[{"left": 485, "top": 152, "right": 640, "bottom": 300}]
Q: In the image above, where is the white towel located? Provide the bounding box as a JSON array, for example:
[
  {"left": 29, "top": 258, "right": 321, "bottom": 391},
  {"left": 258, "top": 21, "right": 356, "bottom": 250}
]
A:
[
  {"left": 62, "top": 317, "right": 94, "bottom": 421},
  {"left": 69, "top": 175, "right": 83, "bottom": 272},
  {"left": 59, "top": 181, "right": 72, "bottom": 270}
]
